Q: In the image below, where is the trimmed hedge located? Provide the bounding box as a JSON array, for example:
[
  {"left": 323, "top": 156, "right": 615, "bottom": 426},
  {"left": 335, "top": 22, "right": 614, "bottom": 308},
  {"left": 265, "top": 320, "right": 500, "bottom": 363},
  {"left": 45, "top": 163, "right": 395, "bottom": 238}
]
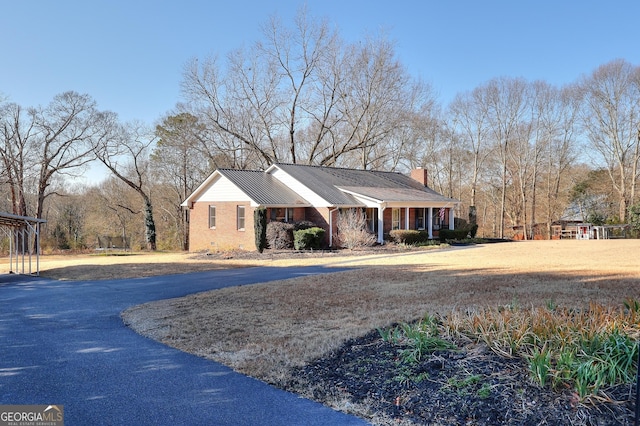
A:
[
  {"left": 293, "top": 227, "right": 325, "bottom": 250},
  {"left": 438, "top": 228, "right": 470, "bottom": 242},
  {"left": 294, "top": 220, "right": 316, "bottom": 231},
  {"left": 388, "top": 229, "right": 431, "bottom": 245},
  {"left": 389, "top": 224, "right": 479, "bottom": 245}
]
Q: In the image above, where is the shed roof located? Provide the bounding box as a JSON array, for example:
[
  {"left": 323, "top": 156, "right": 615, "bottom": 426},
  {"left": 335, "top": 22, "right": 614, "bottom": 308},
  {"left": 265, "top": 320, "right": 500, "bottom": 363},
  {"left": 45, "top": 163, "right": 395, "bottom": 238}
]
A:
[{"left": 0, "top": 212, "right": 47, "bottom": 228}]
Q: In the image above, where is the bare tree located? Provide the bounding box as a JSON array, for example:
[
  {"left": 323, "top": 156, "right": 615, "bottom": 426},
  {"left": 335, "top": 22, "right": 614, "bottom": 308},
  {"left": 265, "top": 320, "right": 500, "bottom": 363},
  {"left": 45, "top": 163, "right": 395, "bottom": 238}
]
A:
[
  {"left": 95, "top": 122, "right": 158, "bottom": 250},
  {"left": 449, "top": 87, "right": 492, "bottom": 223},
  {"left": 43, "top": 191, "right": 87, "bottom": 250},
  {"left": 0, "top": 102, "right": 34, "bottom": 216},
  {"left": 0, "top": 92, "right": 112, "bottom": 220},
  {"left": 181, "top": 9, "right": 337, "bottom": 169},
  {"left": 258, "top": 9, "right": 337, "bottom": 164},
  {"left": 180, "top": 9, "right": 435, "bottom": 172},
  {"left": 483, "top": 77, "right": 529, "bottom": 238},
  {"left": 580, "top": 59, "right": 640, "bottom": 222},
  {"left": 540, "top": 84, "right": 580, "bottom": 236}
]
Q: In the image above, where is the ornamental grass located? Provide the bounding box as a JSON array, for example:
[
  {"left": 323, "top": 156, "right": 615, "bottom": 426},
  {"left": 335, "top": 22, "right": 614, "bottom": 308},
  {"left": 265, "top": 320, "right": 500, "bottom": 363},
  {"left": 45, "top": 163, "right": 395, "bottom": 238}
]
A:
[{"left": 443, "top": 298, "right": 640, "bottom": 402}]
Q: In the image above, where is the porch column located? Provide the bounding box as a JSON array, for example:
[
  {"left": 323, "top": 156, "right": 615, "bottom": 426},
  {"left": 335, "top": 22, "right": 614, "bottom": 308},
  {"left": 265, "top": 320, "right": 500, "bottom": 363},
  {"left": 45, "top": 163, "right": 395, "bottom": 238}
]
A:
[
  {"left": 449, "top": 208, "right": 455, "bottom": 230},
  {"left": 428, "top": 207, "right": 433, "bottom": 239},
  {"left": 377, "top": 207, "right": 385, "bottom": 244},
  {"left": 405, "top": 208, "right": 409, "bottom": 230}
]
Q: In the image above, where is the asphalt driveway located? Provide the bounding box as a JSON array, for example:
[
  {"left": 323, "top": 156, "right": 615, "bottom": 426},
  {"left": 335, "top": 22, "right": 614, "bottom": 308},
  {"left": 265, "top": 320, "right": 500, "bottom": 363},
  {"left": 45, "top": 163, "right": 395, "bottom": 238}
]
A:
[{"left": 0, "top": 267, "right": 369, "bottom": 425}]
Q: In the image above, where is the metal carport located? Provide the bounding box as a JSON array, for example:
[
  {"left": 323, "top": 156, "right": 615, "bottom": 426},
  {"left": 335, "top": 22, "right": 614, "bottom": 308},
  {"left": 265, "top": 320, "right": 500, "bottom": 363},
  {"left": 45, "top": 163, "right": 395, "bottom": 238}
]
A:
[{"left": 0, "top": 212, "right": 46, "bottom": 276}]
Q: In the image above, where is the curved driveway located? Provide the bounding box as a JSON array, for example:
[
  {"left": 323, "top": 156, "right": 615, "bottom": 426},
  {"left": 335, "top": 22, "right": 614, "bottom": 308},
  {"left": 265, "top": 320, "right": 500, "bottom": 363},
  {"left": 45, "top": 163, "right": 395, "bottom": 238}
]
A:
[{"left": 0, "top": 267, "right": 369, "bottom": 425}]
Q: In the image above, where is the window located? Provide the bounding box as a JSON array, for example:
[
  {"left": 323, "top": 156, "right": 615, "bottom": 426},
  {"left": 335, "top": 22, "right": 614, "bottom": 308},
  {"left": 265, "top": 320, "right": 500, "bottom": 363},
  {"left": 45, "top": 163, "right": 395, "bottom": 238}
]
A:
[
  {"left": 416, "top": 208, "right": 425, "bottom": 230},
  {"left": 270, "top": 207, "right": 294, "bottom": 222},
  {"left": 434, "top": 208, "right": 445, "bottom": 230},
  {"left": 392, "top": 208, "right": 401, "bottom": 230},
  {"left": 208, "top": 205, "right": 216, "bottom": 229},
  {"left": 237, "top": 206, "right": 245, "bottom": 230},
  {"left": 365, "top": 208, "right": 376, "bottom": 233}
]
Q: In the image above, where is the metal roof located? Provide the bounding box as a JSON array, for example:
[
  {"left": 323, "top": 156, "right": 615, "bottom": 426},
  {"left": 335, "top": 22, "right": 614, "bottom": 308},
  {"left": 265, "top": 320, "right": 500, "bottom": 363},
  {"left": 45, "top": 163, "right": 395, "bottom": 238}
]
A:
[
  {"left": 339, "top": 186, "right": 459, "bottom": 204},
  {"left": 217, "top": 169, "right": 311, "bottom": 206},
  {"left": 272, "top": 163, "right": 460, "bottom": 206},
  {"left": 185, "top": 163, "right": 460, "bottom": 208},
  {"left": 0, "top": 212, "right": 47, "bottom": 228}
]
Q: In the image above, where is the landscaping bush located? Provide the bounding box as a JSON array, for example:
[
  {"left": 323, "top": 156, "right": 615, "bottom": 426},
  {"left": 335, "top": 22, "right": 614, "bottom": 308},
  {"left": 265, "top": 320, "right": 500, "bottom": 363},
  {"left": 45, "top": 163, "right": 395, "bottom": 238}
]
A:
[
  {"left": 254, "top": 207, "right": 267, "bottom": 253},
  {"left": 454, "top": 217, "right": 479, "bottom": 238},
  {"left": 388, "top": 229, "right": 431, "bottom": 245},
  {"left": 266, "top": 221, "right": 295, "bottom": 249},
  {"left": 293, "top": 227, "right": 325, "bottom": 250},
  {"left": 438, "top": 228, "right": 469, "bottom": 242},
  {"left": 336, "top": 209, "right": 376, "bottom": 249},
  {"left": 629, "top": 202, "right": 640, "bottom": 238},
  {"left": 293, "top": 220, "right": 316, "bottom": 231},
  {"left": 468, "top": 223, "right": 479, "bottom": 238}
]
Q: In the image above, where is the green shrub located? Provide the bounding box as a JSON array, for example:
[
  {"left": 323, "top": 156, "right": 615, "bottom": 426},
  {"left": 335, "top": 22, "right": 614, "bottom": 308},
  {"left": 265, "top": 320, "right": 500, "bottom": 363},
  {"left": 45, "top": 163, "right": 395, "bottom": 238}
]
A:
[
  {"left": 293, "top": 220, "right": 316, "bottom": 231},
  {"left": 254, "top": 207, "right": 267, "bottom": 253},
  {"left": 629, "top": 202, "right": 640, "bottom": 238},
  {"left": 452, "top": 218, "right": 479, "bottom": 239},
  {"left": 293, "top": 227, "right": 325, "bottom": 250},
  {"left": 388, "top": 229, "right": 431, "bottom": 245},
  {"left": 438, "top": 228, "right": 469, "bottom": 242}
]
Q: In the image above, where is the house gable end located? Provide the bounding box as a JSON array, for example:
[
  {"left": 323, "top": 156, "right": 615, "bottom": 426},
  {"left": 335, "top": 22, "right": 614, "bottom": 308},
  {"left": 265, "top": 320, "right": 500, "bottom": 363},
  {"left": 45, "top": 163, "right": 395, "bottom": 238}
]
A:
[{"left": 195, "top": 174, "right": 254, "bottom": 203}]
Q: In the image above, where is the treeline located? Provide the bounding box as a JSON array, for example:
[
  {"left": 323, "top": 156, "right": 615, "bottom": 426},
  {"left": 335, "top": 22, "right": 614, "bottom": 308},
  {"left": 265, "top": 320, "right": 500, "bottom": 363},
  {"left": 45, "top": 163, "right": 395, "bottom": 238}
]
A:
[{"left": 1, "top": 10, "right": 639, "bottom": 251}]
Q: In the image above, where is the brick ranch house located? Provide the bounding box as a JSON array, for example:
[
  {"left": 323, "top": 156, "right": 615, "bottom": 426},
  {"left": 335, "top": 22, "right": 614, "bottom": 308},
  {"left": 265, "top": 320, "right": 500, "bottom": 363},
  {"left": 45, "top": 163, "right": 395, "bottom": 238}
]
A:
[{"left": 181, "top": 163, "right": 460, "bottom": 251}]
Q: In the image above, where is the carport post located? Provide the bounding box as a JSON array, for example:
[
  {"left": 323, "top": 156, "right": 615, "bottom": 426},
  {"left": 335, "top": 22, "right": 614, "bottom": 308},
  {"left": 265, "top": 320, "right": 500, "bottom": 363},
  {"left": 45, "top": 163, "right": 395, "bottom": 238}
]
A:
[{"left": 8, "top": 228, "right": 13, "bottom": 273}]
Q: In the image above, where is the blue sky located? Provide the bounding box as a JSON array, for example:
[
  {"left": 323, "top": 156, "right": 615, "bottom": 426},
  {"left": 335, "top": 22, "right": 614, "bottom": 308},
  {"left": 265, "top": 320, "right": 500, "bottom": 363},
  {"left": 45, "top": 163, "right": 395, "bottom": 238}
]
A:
[{"left": 3, "top": 1, "right": 639, "bottom": 125}]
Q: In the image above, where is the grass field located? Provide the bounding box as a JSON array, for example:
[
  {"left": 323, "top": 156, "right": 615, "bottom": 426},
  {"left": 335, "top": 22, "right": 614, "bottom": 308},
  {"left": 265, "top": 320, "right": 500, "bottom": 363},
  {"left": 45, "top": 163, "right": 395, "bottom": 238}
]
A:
[{"left": 115, "top": 240, "right": 640, "bottom": 383}]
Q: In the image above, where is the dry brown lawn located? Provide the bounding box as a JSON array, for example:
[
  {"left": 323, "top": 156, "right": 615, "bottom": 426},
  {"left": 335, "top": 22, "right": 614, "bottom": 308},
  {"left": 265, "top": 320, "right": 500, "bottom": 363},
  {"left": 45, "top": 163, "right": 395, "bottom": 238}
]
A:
[
  {"left": 113, "top": 240, "right": 640, "bottom": 388},
  {"left": 5, "top": 241, "right": 639, "bottom": 380},
  {"left": 0, "top": 251, "right": 242, "bottom": 280}
]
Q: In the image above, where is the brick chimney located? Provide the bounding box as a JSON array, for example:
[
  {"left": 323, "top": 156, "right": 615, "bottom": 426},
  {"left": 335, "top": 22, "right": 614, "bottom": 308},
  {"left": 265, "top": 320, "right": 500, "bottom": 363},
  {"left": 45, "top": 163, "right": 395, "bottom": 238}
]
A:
[{"left": 411, "top": 167, "right": 428, "bottom": 187}]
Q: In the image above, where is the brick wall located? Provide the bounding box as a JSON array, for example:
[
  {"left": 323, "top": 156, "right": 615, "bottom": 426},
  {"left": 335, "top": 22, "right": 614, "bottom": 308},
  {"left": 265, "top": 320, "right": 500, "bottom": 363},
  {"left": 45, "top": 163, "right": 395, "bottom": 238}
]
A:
[
  {"left": 383, "top": 208, "right": 408, "bottom": 234},
  {"left": 305, "top": 207, "right": 333, "bottom": 247},
  {"left": 188, "top": 201, "right": 256, "bottom": 251}
]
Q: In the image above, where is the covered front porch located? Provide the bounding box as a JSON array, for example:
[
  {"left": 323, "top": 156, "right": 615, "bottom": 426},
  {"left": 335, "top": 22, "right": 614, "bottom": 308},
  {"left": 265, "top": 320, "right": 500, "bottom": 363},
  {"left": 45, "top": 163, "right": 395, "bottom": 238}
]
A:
[
  {"left": 336, "top": 186, "right": 460, "bottom": 245},
  {"left": 366, "top": 205, "right": 456, "bottom": 244}
]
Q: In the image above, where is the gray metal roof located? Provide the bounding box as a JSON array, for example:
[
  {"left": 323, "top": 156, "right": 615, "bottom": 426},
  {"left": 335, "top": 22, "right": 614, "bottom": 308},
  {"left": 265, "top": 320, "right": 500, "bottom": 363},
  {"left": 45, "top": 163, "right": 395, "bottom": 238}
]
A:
[
  {"left": 339, "top": 186, "right": 458, "bottom": 203},
  {"left": 273, "top": 163, "right": 459, "bottom": 205},
  {"left": 217, "top": 169, "right": 310, "bottom": 206},
  {"left": 207, "top": 164, "right": 460, "bottom": 207},
  {"left": 0, "top": 212, "right": 47, "bottom": 228}
]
